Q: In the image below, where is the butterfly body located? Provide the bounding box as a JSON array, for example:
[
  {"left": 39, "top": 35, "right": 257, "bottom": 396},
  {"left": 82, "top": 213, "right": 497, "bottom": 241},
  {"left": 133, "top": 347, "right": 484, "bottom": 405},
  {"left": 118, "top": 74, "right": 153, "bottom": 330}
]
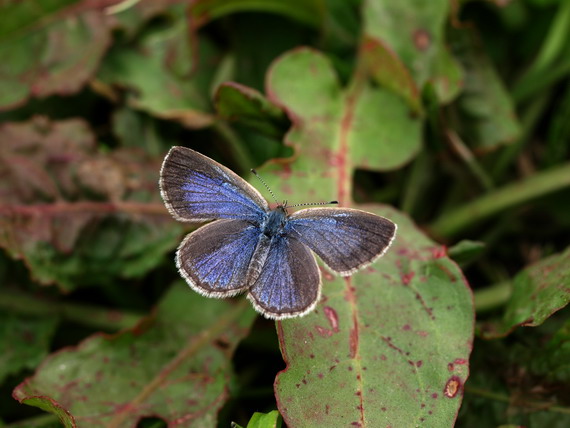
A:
[
  {"left": 160, "top": 146, "right": 397, "bottom": 319},
  {"left": 262, "top": 206, "right": 287, "bottom": 237}
]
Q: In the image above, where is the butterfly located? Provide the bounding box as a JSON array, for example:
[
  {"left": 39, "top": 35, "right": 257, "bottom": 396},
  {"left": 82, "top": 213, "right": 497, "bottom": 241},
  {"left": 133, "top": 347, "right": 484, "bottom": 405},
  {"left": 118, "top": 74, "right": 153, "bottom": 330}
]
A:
[{"left": 159, "top": 146, "right": 397, "bottom": 320}]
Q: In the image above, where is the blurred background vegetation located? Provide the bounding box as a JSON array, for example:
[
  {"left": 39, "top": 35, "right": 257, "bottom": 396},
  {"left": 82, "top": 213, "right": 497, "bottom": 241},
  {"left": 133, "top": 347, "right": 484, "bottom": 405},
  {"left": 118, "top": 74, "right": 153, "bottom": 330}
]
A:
[{"left": 0, "top": 0, "right": 570, "bottom": 427}]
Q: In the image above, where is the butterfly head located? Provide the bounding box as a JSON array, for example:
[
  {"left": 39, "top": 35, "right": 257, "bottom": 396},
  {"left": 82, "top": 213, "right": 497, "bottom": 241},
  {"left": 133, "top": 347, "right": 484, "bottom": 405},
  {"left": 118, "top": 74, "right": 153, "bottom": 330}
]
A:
[{"left": 263, "top": 205, "right": 288, "bottom": 238}]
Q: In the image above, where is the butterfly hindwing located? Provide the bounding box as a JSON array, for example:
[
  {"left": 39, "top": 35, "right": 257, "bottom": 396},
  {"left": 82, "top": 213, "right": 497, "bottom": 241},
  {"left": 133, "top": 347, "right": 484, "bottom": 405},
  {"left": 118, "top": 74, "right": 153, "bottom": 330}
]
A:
[
  {"left": 176, "top": 219, "right": 262, "bottom": 297},
  {"left": 286, "top": 207, "right": 397, "bottom": 276},
  {"left": 160, "top": 146, "right": 269, "bottom": 222},
  {"left": 247, "top": 235, "right": 321, "bottom": 319}
]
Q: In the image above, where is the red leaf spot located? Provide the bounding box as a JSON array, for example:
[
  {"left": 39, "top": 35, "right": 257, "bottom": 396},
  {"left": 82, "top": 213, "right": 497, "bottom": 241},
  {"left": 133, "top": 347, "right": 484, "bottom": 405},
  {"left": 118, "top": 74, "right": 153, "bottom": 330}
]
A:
[
  {"left": 413, "top": 28, "right": 431, "bottom": 51},
  {"left": 448, "top": 363, "right": 454, "bottom": 371},
  {"left": 318, "top": 373, "right": 324, "bottom": 379},
  {"left": 324, "top": 306, "right": 340, "bottom": 332},
  {"left": 348, "top": 366, "right": 353, "bottom": 371},
  {"left": 417, "top": 330, "right": 429, "bottom": 337},
  {"left": 310, "top": 354, "right": 315, "bottom": 359},
  {"left": 402, "top": 271, "right": 415, "bottom": 285},
  {"left": 296, "top": 383, "right": 300, "bottom": 388},
  {"left": 380, "top": 354, "right": 387, "bottom": 361},
  {"left": 322, "top": 269, "right": 335, "bottom": 281},
  {"left": 444, "top": 376, "right": 462, "bottom": 398},
  {"left": 454, "top": 358, "right": 467, "bottom": 365},
  {"left": 315, "top": 325, "right": 332, "bottom": 337},
  {"left": 431, "top": 245, "right": 446, "bottom": 258},
  {"left": 349, "top": 325, "right": 359, "bottom": 359},
  {"left": 402, "top": 324, "right": 411, "bottom": 331},
  {"left": 326, "top": 404, "right": 330, "bottom": 414},
  {"left": 416, "top": 360, "right": 423, "bottom": 367},
  {"left": 355, "top": 390, "right": 362, "bottom": 396},
  {"left": 302, "top": 379, "right": 307, "bottom": 385},
  {"left": 431, "top": 393, "right": 438, "bottom": 399},
  {"left": 421, "top": 403, "right": 425, "bottom": 408},
  {"left": 381, "top": 407, "right": 387, "bottom": 412}
]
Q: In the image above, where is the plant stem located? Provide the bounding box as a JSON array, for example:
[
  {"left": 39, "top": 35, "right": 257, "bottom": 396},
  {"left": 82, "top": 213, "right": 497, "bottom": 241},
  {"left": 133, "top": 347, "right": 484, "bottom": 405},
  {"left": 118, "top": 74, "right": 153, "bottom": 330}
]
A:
[
  {"left": 446, "top": 130, "right": 494, "bottom": 191},
  {"left": 466, "top": 385, "right": 570, "bottom": 415},
  {"left": 0, "top": 288, "right": 144, "bottom": 331},
  {"left": 474, "top": 281, "right": 511, "bottom": 312},
  {"left": 429, "top": 162, "right": 570, "bottom": 239}
]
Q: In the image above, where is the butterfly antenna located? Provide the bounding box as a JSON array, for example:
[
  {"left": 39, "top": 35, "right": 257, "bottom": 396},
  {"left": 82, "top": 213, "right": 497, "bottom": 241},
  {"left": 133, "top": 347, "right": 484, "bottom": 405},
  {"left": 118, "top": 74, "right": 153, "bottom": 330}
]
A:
[
  {"left": 251, "top": 169, "right": 279, "bottom": 205},
  {"left": 288, "top": 200, "right": 339, "bottom": 208}
]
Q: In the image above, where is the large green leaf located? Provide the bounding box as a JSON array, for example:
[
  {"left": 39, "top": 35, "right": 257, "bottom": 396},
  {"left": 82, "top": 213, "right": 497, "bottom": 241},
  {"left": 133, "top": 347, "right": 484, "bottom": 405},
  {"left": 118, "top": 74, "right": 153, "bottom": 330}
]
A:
[
  {"left": 480, "top": 247, "right": 570, "bottom": 339},
  {"left": 264, "top": 48, "right": 422, "bottom": 176},
  {"left": 0, "top": 0, "right": 115, "bottom": 110},
  {"left": 13, "top": 284, "right": 257, "bottom": 427},
  {"left": 252, "top": 48, "right": 473, "bottom": 427}
]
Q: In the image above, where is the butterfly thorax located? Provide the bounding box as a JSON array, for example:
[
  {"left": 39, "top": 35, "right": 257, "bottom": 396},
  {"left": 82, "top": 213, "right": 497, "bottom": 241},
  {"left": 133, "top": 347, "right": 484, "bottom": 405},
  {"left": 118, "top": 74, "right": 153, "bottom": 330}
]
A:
[{"left": 262, "top": 206, "right": 288, "bottom": 237}]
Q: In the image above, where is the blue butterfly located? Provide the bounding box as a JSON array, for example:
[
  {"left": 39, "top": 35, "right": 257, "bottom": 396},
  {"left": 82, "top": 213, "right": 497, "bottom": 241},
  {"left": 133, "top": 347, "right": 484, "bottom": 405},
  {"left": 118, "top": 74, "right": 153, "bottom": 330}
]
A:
[{"left": 159, "top": 146, "right": 397, "bottom": 319}]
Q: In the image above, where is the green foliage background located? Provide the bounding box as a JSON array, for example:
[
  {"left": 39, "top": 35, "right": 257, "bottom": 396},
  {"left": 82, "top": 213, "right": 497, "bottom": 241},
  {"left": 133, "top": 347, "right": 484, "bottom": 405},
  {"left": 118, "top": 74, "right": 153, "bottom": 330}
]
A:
[{"left": 1, "top": 0, "right": 569, "bottom": 427}]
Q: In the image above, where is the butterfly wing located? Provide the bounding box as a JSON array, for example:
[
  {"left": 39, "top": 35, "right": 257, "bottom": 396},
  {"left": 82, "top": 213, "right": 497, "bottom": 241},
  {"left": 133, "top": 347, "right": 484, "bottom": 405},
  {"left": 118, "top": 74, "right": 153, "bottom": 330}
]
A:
[
  {"left": 247, "top": 235, "right": 321, "bottom": 320},
  {"left": 160, "top": 146, "right": 269, "bottom": 222},
  {"left": 286, "top": 207, "right": 397, "bottom": 276},
  {"left": 176, "top": 219, "right": 262, "bottom": 297}
]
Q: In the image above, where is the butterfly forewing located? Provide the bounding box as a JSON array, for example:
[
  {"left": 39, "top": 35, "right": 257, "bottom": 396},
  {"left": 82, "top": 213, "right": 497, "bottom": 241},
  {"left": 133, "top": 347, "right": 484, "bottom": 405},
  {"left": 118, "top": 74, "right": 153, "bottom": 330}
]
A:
[
  {"left": 247, "top": 235, "right": 321, "bottom": 319},
  {"left": 286, "top": 207, "right": 397, "bottom": 276},
  {"left": 176, "top": 219, "right": 262, "bottom": 297},
  {"left": 160, "top": 146, "right": 269, "bottom": 222}
]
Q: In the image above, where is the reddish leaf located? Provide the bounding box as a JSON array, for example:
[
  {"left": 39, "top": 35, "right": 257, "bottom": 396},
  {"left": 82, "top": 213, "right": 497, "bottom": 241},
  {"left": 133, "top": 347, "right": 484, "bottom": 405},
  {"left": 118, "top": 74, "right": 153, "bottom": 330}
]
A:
[
  {"left": 0, "top": 0, "right": 117, "bottom": 110},
  {"left": 0, "top": 117, "right": 180, "bottom": 291}
]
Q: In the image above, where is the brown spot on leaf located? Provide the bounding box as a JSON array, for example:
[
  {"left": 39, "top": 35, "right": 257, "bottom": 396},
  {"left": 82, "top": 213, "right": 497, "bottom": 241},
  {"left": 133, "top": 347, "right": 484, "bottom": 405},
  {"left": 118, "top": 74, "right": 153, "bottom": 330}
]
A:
[
  {"left": 413, "top": 29, "right": 431, "bottom": 51},
  {"left": 444, "top": 376, "right": 462, "bottom": 398}
]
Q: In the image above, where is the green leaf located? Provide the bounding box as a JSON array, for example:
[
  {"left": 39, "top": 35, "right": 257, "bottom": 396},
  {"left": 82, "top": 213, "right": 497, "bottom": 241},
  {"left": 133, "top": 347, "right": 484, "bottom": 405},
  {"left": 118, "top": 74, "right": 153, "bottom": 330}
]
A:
[
  {"left": 447, "top": 240, "right": 486, "bottom": 266},
  {"left": 480, "top": 247, "right": 570, "bottom": 338},
  {"left": 361, "top": 0, "right": 462, "bottom": 107},
  {"left": 0, "top": 117, "right": 181, "bottom": 291},
  {"left": 528, "top": 317, "right": 570, "bottom": 382},
  {"left": 13, "top": 285, "right": 257, "bottom": 427},
  {"left": 0, "top": 0, "right": 113, "bottom": 110},
  {"left": 214, "top": 82, "right": 289, "bottom": 138},
  {"left": 254, "top": 48, "right": 473, "bottom": 427},
  {"left": 0, "top": 313, "right": 58, "bottom": 384},
  {"left": 190, "top": 0, "right": 323, "bottom": 29},
  {"left": 265, "top": 48, "right": 422, "bottom": 175},
  {"left": 97, "top": 10, "right": 216, "bottom": 129},
  {"left": 242, "top": 410, "right": 282, "bottom": 428},
  {"left": 451, "top": 28, "right": 521, "bottom": 151}
]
